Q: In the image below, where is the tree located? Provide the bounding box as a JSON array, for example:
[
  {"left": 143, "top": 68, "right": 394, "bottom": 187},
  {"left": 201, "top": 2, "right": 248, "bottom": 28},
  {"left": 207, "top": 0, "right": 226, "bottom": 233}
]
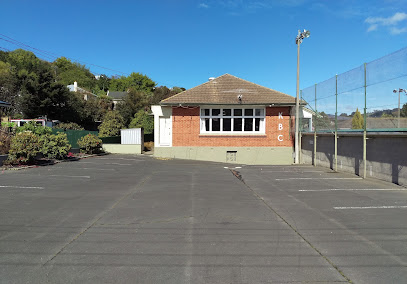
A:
[
  {"left": 401, "top": 103, "right": 407, "bottom": 118},
  {"left": 98, "top": 111, "right": 125, "bottom": 137},
  {"left": 53, "top": 57, "right": 97, "bottom": 91},
  {"left": 116, "top": 89, "right": 148, "bottom": 126},
  {"left": 314, "top": 111, "right": 332, "bottom": 130},
  {"left": 150, "top": 86, "right": 184, "bottom": 105},
  {"left": 129, "top": 110, "right": 154, "bottom": 134},
  {"left": 351, "top": 108, "right": 364, "bottom": 129},
  {"left": 109, "top": 72, "right": 155, "bottom": 94}
]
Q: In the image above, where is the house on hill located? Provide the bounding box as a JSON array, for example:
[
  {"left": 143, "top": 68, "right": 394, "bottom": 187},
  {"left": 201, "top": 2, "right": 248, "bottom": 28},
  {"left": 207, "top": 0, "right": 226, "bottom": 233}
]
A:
[
  {"left": 67, "top": 81, "right": 97, "bottom": 101},
  {"left": 152, "top": 74, "right": 305, "bottom": 165},
  {"left": 107, "top": 90, "right": 127, "bottom": 109}
]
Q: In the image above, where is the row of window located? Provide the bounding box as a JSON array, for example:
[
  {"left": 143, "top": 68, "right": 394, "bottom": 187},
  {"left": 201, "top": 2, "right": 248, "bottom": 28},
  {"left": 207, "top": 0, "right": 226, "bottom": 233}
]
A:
[{"left": 200, "top": 108, "right": 265, "bottom": 133}]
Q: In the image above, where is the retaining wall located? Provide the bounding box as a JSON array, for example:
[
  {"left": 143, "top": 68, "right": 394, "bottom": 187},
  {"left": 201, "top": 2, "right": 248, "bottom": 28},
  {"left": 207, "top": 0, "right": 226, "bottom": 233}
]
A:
[{"left": 301, "top": 133, "right": 407, "bottom": 186}]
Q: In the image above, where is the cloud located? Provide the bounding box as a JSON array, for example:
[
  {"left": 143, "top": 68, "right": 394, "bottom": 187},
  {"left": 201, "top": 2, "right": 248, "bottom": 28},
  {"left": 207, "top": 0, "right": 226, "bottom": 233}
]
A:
[
  {"left": 365, "top": 12, "right": 407, "bottom": 26},
  {"left": 365, "top": 12, "right": 407, "bottom": 34},
  {"left": 367, "top": 24, "right": 378, "bottom": 32},
  {"left": 390, "top": 26, "right": 407, "bottom": 34},
  {"left": 198, "top": 3, "right": 209, "bottom": 8},
  {"left": 198, "top": 0, "right": 272, "bottom": 14}
]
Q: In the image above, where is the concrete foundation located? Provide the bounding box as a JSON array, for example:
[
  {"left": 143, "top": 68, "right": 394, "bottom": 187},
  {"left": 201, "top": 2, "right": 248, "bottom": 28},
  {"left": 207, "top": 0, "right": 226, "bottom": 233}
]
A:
[
  {"left": 154, "top": 146, "right": 294, "bottom": 165},
  {"left": 301, "top": 133, "right": 407, "bottom": 186},
  {"left": 103, "top": 144, "right": 142, "bottom": 154}
]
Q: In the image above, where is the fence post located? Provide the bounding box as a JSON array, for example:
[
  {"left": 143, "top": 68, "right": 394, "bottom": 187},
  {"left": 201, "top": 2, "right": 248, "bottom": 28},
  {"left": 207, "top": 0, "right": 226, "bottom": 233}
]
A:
[
  {"left": 335, "top": 75, "right": 338, "bottom": 172},
  {"left": 299, "top": 90, "right": 302, "bottom": 164},
  {"left": 314, "top": 84, "right": 317, "bottom": 166},
  {"left": 363, "top": 63, "right": 367, "bottom": 179}
]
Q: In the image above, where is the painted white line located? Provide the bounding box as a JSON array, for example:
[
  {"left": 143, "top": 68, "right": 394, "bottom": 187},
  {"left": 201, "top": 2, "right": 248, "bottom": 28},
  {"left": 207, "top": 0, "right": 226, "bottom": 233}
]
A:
[
  {"left": 49, "top": 175, "right": 90, "bottom": 178},
  {"left": 98, "top": 158, "right": 141, "bottom": 161},
  {"left": 0, "top": 185, "right": 44, "bottom": 189},
  {"left": 235, "top": 167, "right": 242, "bottom": 169},
  {"left": 275, "top": 177, "right": 362, "bottom": 180},
  {"left": 224, "top": 167, "right": 229, "bottom": 169},
  {"left": 334, "top": 206, "right": 407, "bottom": 210},
  {"left": 299, "top": 188, "right": 406, "bottom": 192},
  {"left": 262, "top": 170, "right": 325, "bottom": 173}
]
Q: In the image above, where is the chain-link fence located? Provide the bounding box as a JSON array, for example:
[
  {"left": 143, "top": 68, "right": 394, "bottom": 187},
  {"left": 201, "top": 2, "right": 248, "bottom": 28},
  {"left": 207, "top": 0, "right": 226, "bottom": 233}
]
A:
[{"left": 301, "top": 47, "right": 407, "bottom": 133}]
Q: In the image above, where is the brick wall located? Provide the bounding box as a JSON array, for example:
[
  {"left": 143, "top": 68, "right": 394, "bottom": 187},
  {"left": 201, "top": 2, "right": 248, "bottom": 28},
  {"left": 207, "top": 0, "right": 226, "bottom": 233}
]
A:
[{"left": 172, "top": 106, "right": 294, "bottom": 147}]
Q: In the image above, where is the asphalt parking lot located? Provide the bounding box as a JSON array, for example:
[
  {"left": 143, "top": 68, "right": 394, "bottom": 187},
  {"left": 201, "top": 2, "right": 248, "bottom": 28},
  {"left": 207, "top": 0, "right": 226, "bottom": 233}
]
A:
[{"left": 0, "top": 154, "right": 406, "bottom": 283}]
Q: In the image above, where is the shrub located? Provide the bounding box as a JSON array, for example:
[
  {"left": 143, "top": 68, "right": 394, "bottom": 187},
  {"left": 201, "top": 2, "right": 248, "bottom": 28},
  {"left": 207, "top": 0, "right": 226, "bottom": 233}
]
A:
[
  {"left": 8, "top": 132, "right": 42, "bottom": 164},
  {"left": 129, "top": 110, "right": 154, "bottom": 134},
  {"left": 55, "top": 122, "right": 84, "bottom": 130},
  {"left": 98, "top": 111, "right": 125, "bottom": 137},
  {"left": 77, "top": 134, "right": 103, "bottom": 154},
  {"left": 16, "top": 121, "right": 52, "bottom": 136},
  {"left": 40, "top": 133, "right": 71, "bottom": 160},
  {"left": 0, "top": 128, "right": 12, "bottom": 155}
]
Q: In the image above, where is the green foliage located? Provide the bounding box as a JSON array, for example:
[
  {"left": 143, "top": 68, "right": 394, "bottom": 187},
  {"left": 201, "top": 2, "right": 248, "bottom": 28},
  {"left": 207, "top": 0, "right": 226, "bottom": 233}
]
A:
[
  {"left": 116, "top": 89, "right": 148, "bottom": 126},
  {"left": 77, "top": 134, "right": 102, "bottom": 154},
  {"left": 40, "top": 133, "right": 71, "bottom": 159},
  {"left": 351, "top": 108, "right": 364, "bottom": 129},
  {"left": 56, "top": 122, "right": 84, "bottom": 130},
  {"left": 16, "top": 121, "right": 52, "bottom": 136},
  {"left": 150, "top": 86, "right": 185, "bottom": 105},
  {"left": 109, "top": 72, "right": 155, "bottom": 94},
  {"left": 1, "top": 122, "right": 16, "bottom": 128},
  {"left": 53, "top": 57, "right": 97, "bottom": 91},
  {"left": 98, "top": 111, "right": 125, "bottom": 137},
  {"left": 129, "top": 110, "right": 154, "bottom": 134},
  {"left": 8, "top": 132, "right": 42, "bottom": 164},
  {"left": 314, "top": 111, "right": 332, "bottom": 130},
  {"left": 0, "top": 127, "right": 12, "bottom": 155},
  {"left": 401, "top": 103, "right": 407, "bottom": 118}
]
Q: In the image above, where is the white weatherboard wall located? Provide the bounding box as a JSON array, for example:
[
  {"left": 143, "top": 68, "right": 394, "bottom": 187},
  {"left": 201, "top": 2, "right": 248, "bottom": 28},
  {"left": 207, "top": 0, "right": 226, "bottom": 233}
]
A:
[
  {"left": 121, "top": 128, "right": 143, "bottom": 145},
  {"left": 152, "top": 105, "right": 172, "bottom": 147},
  {"left": 103, "top": 128, "right": 143, "bottom": 154}
]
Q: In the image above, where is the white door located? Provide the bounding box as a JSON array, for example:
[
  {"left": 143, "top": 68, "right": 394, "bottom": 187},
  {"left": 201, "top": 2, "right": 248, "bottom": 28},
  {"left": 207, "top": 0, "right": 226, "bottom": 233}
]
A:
[{"left": 159, "top": 117, "right": 171, "bottom": 146}]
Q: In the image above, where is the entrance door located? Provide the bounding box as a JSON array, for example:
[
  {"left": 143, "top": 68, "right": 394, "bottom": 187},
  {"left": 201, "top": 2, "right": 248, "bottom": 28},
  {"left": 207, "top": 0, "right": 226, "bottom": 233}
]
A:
[{"left": 159, "top": 117, "right": 171, "bottom": 146}]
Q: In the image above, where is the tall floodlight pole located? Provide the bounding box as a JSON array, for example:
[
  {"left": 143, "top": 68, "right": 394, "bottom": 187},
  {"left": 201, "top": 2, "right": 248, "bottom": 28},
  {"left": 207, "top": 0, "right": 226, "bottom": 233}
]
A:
[
  {"left": 295, "top": 29, "right": 310, "bottom": 164},
  {"left": 393, "top": 88, "right": 407, "bottom": 128}
]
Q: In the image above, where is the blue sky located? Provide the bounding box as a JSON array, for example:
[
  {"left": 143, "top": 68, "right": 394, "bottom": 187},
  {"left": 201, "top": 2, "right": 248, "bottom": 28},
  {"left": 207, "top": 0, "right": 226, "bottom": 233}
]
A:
[{"left": 1, "top": 0, "right": 407, "bottom": 100}]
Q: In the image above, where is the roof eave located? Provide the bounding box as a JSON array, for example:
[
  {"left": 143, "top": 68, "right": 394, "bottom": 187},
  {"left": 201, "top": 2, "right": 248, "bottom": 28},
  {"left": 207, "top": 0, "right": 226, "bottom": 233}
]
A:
[{"left": 160, "top": 102, "right": 304, "bottom": 107}]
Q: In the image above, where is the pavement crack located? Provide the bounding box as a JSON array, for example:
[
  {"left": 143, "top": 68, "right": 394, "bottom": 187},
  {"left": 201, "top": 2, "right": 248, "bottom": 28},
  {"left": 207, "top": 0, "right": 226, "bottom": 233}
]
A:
[
  {"left": 231, "top": 169, "right": 353, "bottom": 283},
  {"left": 42, "top": 174, "right": 152, "bottom": 266}
]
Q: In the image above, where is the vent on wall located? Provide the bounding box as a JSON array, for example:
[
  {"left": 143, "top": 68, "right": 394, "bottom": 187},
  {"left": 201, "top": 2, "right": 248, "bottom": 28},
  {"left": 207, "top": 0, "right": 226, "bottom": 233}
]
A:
[{"left": 226, "top": 151, "right": 237, "bottom": 162}]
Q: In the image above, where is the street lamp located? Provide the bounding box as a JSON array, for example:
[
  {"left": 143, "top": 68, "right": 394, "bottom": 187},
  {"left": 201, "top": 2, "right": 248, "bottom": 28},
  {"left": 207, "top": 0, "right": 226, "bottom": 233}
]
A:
[
  {"left": 393, "top": 88, "right": 407, "bottom": 128},
  {"left": 295, "top": 29, "right": 310, "bottom": 164}
]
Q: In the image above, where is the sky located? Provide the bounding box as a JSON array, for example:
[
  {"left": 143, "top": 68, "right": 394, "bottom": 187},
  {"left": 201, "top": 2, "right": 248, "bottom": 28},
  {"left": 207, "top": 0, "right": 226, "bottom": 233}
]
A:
[{"left": 1, "top": 0, "right": 407, "bottom": 105}]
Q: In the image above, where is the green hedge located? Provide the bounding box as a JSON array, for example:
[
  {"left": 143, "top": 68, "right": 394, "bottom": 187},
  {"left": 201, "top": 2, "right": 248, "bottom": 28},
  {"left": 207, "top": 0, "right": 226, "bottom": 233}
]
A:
[
  {"left": 100, "top": 136, "right": 121, "bottom": 144},
  {"left": 52, "top": 129, "right": 98, "bottom": 148}
]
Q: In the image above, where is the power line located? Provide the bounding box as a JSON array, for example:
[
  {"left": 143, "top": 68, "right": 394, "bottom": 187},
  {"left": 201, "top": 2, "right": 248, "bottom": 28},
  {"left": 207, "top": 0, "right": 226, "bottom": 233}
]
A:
[{"left": 0, "top": 33, "right": 179, "bottom": 87}]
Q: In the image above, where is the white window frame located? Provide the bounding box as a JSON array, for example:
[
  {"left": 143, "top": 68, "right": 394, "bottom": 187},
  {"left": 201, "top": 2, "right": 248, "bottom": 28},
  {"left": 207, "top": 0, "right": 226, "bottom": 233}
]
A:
[{"left": 200, "top": 106, "right": 266, "bottom": 134}]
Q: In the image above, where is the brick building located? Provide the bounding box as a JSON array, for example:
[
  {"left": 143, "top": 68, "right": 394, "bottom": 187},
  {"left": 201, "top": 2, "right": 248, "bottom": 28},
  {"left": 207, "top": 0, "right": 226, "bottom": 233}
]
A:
[{"left": 152, "top": 74, "right": 302, "bottom": 164}]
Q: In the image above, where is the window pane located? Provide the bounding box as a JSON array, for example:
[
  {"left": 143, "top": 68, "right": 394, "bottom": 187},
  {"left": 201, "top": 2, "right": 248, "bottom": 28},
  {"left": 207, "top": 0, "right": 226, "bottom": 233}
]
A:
[
  {"left": 255, "top": 109, "right": 264, "bottom": 116},
  {"left": 234, "top": 109, "right": 242, "bottom": 116},
  {"left": 233, "top": 118, "right": 242, "bottom": 131},
  {"left": 244, "top": 118, "right": 253, "bottom": 131},
  {"left": 212, "top": 109, "right": 220, "bottom": 116},
  {"left": 202, "top": 109, "right": 209, "bottom": 116},
  {"left": 223, "top": 118, "right": 231, "bottom": 131},
  {"left": 212, "top": 118, "right": 220, "bottom": 131},
  {"left": 205, "top": 118, "right": 210, "bottom": 131},
  {"left": 223, "top": 109, "right": 231, "bottom": 116},
  {"left": 255, "top": 118, "right": 260, "bottom": 131},
  {"left": 244, "top": 109, "right": 253, "bottom": 116}
]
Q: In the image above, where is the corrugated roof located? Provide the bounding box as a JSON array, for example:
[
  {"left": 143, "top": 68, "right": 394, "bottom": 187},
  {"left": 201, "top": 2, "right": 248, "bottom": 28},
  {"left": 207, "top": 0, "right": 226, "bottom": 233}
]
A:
[{"left": 161, "top": 74, "right": 298, "bottom": 105}]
